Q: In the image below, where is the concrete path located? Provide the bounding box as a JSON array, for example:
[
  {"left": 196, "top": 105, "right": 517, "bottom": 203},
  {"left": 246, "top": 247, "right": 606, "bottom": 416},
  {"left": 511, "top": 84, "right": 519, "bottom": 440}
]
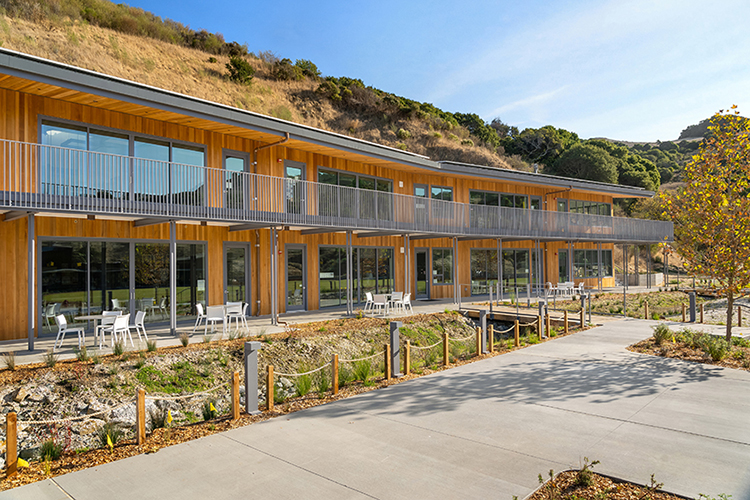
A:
[{"left": 4, "top": 319, "right": 750, "bottom": 499}]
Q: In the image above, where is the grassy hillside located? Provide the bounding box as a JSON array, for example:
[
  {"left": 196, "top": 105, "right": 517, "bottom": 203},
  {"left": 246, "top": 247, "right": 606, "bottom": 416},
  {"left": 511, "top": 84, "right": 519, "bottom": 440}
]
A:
[{"left": 0, "top": 9, "right": 522, "bottom": 170}]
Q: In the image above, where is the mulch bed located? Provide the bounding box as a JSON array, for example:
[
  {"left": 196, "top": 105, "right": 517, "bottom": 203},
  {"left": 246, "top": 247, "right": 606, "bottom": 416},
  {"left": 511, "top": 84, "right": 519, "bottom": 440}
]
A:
[
  {"left": 628, "top": 338, "right": 750, "bottom": 372},
  {"left": 1, "top": 324, "right": 584, "bottom": 491},
  {"left": 528, "top": 469, "right": 688, "bottom": 500}
]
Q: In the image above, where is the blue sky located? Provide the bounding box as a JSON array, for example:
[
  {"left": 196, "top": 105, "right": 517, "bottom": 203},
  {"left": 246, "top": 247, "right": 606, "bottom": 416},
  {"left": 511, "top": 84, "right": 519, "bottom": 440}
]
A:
[{"left": 127, "top": 0, "right": 750, "bottom": 142}]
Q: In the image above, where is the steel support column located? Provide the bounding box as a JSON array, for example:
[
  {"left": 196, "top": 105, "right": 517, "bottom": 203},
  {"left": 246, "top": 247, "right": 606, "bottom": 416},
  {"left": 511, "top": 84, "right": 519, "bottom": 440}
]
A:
[
  {"left": 169, "top": 220, "right": 177, "bottom": 335},
  {"left": 271, "top": 227, "right": 278, "bottom": 326},
  {"left": 346, "top": 231, "right": 354, "bottom": 316},
  {"left": 453, "top": 236, "right": 458, "bottom": 305},
  {"left": 597, "top": 242, "right": 603, "bottom": 292},
  {"left": 497, "top": 238, "right": 502, "bottom": 301},
  {"left": 27, "top": 214, "right": 35, "bottom": 351},
  {"left": 404, "top": 235, "right": 411, "bottom": 296}
]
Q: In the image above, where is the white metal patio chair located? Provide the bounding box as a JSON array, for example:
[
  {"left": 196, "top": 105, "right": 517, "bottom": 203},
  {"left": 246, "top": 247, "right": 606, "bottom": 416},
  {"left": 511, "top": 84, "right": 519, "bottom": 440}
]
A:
[
  {"left": 53, "top": 314, "right": 85, "bottom": 351},
  {"left": 192, "top": 303, "right": 206, "bottom": 333},
  {"left": 109, "top": 313, "right": 133, "bottom": 347},
  {"left": 371, "top": 294, "right": 389, "bottom": 316},
  {"left": 364, "top": 292, "right": 374, "bottom": 312},
  {"left": 226, "top": 302, "right": 248, "bottom": 331},
  {"left": 128, "top": 310, "right": 148, "bottom": 342},
  {"left": 111, "top": 298, "right": 127, "bottom": 312},
  {"left": 204, "top": 305, "right": 226, "bottom": 339},
  {"left": 44, "top": 303, "right": 61, "bottom": 331},
  {"left": 401, "top": 293, "right": 414, "bottom": 315},
  {"left": 148, "top": 297, "right": 167, "bottom": 319},
  {"left": 388, "top": 292, "right": 403, "bottom": 313},
  {"left": 95, "top": 311, "right": 121, "bottom": 348}
]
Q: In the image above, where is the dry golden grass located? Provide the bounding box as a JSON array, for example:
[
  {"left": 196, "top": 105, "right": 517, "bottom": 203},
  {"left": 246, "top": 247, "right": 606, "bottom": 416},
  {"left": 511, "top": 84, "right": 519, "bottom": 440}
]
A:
[{"left": 0, "top": 16, "right": 512, "bottom": 168}]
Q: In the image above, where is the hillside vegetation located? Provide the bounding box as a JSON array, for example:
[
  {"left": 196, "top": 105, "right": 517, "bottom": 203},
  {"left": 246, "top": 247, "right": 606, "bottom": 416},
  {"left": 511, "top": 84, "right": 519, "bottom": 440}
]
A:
[{"left": 0, "top": 0, "right": 710, "bottom": 198}]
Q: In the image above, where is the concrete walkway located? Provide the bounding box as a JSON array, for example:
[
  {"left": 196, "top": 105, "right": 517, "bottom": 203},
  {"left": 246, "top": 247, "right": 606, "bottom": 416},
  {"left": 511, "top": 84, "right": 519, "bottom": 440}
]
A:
[{"left": 4, "top": 319, "right": 750, "bottom": 499}]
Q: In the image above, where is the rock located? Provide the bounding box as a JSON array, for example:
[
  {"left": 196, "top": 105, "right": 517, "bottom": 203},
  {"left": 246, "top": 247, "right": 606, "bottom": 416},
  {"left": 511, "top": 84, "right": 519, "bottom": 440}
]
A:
[
  {"left": 109, "top": 403, "right": 139, "bottom": 426},
  {"left": 72, "top": 419, "right": 103, "bottom": 436},
  {"left": 19, "top": 447, "right": 39, "bottom": 460},
  {"left": 13, "top": 388, "right": 28, "bottom": 403}
]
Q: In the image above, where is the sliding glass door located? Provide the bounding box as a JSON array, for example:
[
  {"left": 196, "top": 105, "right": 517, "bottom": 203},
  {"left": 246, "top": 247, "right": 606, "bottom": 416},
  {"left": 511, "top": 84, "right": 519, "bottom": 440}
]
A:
[{"left": 41, "top": 239, "right": 206, "bottom": 333}]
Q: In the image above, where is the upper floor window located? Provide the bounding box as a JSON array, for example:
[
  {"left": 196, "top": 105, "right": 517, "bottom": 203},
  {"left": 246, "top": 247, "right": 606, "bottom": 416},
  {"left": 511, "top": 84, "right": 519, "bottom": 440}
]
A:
[
  {"left": 431, "top": 186, "right": 453, "bottom": 202},
  {"left": 569, "top": 200, "right": 611, "bottom": 216},
  {"left": 40, "top": 120, "right": 205, "bottom": 204},
  {"left": 469, "top": 190, "right": 499, "bottom": 206},
  {"left": 501, "top": 194, "right": 527, "bottom": 209},
  {"left": 317, "top": 167, "right": 392, "bottom": 220}
]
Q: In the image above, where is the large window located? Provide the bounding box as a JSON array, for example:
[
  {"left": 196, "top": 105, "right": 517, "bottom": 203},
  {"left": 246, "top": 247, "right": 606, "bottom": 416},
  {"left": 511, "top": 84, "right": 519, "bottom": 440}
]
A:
[
  {"left": 40, "top": 120, "right": 205, "bottom": 205},
  {"left": 470, "top": 249, "right": 498, "bottom": 295},
  {"left": 431, "top": 186, "right": 453, "bottom": 219},
  {"left": 318, "top": 246, "right": 394, "bottom": 307},
  {"left": 502, "top": 249, "right": 530, "bottom": 291},
  {"left": 41, "top": 239, "right": 207, "bottom": 331},
  {"left": 432, "top": 248, "right": 453, "bottom": 284},
  {"left": 573, "top": 249, "right": 613, "bottom": 278},
  {"left": 318, "top": 168, "right": 392, "bottom": 220},
  {"left": 469, "top": 190, "right": 499, "bottom": 229},
  {"left": 501, "top": 194, "right": 528, "bottom": 209},
  {"left": 569, "top": 200, "right": 611, "bottom": 216}
]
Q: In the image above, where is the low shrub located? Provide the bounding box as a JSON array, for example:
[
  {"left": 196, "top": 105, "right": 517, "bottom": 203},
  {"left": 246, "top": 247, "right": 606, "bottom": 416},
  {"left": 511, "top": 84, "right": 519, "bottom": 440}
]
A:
[
  {"left": 112, "top": 340, "right": 124, "bottom": 356},
  {"left": 574, "top": 457, "right": 600, "bottom": 487},
  {"left": 353, "top": 359, "right": 372, "bottom": 383},
  {"left": 44, "top": 349, "right": 58, "bottom": 368},
  {"left": 75, "top": 345, "right": 90, "bottom": 362},
  {"left": 226, "top": 56, "right": 255, "bottom": 84},
  {"left": 2, "top": 351, "right": 16, "bottom": 371},
  {"left": 40, "top": 438, "right": 64, "bottom": 461},
  {"left": 700, "top": 335, "right": 729, "bottom": 361},
  {"left": 652, "top": 323, "right": 671, "bottom": 345},
  {"left": 272, "top": 58, "right": 302, "bottom": 81},
  {"left": 202, "top": 399, "right": 218, "bottom": 421},
  {"left": 294, "top": 373, "right": 313, "bottom": 397},
  {"left": 97, "top": 422, "right": 124, "bottom": 449},
  {"left": 179, "top": 332, "right": 190, "bottom": 347},
  {"left": 146, "top": 339, "right": 158, "bottom": 352},
  {"left": 338, "top": 365, "right": 354, "bottom": 387}
]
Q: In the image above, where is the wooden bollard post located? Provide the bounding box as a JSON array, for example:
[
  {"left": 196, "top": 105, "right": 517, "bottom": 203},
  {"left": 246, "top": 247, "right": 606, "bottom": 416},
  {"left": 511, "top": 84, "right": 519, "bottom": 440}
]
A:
[
  {"left": 384, "top": 344, "right": 391, "bottom": 382},
  {"left": 488, "top": 325, "right": 494, "bottom": 353},
  {"left": 645, "top": 301, "right": 649, "bottom": 320},
  {"left": 564, "top": 310, "right": 569, "bottom": 334},
  {"left": 475, "top": 327, "right": 482, "bottom": 357},
  {"left": 700, "top": 303, "right": 704, "bottom": 324},
  {"left": 443, "top": 332, "right": 449, "bottom": 366},
  {"left": 580, "top": 308, "right": 585, "bottom": 329},
  {"left": 737, "top": 305, "right": 742, "bottom": 326},
  {"left": 682, "top": 303, "right": 686, "bottom": 323},
  {"left": 332, "top": 354, "right": 339, "bottom": 395},
  {"left": 404, "top": 341, "right": 411, "bottom": 376},
  {"left": 514, "top": 320, "right": 520, "bottom": 347},
  {"left": 136, "top": 388, "right": 146, "bottom": 445},
  {"left": 266, "top": 365, "right": 274, "bottom": 412},
  {"left": 545, "top": 313, "right": 551, "bottom": 338},
  {"left": 6, "top": 411, "right": 17, "bottom": 478},
  {"left": 231, "top": 371, "right": 240, "bottom": 421}
]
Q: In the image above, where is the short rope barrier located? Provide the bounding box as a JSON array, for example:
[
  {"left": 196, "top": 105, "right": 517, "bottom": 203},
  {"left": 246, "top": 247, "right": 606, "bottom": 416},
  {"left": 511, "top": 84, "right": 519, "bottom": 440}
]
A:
[
  {"left": 145, "top": 381, "right": 229, "bottom": 401},
  {"left": 410, "top": 340, "right": 442, "bottom": 351},
  {"left": 519, "top": 319, "right": 538, "bottom": 327},
  {"left": 448, "top": 333, "right": 475, "bottom": 342},
  {"left": 495, "top": 325, "right": 514, "bottom": 334},
  {"left": 339, "top": 351, "right": 382, "bottom": 363},
  {"left": 275, "top": 361, "right": 332, "bottom": 378},
  {"left": 19, "top": 401, "right": 132, "bottom": 426}
]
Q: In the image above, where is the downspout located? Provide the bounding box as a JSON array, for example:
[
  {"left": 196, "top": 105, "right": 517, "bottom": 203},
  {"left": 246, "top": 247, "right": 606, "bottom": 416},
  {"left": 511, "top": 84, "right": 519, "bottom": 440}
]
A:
[
  {"left": 252, "top": 133, "right": 290, "bottom": 316},
  {"left": 543, "top": 186, "right": 572, "bottom": 210}
]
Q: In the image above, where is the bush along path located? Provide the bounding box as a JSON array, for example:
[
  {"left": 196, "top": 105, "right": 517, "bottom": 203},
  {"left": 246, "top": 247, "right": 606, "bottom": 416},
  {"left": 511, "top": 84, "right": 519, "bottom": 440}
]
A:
[
  {"left": 629, "top": 323, "right": 750, "bottom": 371},
  {"left": 0, "top": 311, "right": 585, "bottom": 491}
]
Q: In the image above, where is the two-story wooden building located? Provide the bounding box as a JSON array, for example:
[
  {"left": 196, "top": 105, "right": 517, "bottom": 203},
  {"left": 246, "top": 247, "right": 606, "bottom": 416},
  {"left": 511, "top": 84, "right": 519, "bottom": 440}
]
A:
[{"left": 0, "top": 49, "right": 673, "bottom": 345}]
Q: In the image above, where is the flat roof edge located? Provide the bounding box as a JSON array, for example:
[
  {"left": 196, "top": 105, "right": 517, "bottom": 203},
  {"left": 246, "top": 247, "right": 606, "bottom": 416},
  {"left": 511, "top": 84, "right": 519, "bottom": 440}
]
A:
[{"left": 0, "top": 48, "right": 437, "bottom": 169}]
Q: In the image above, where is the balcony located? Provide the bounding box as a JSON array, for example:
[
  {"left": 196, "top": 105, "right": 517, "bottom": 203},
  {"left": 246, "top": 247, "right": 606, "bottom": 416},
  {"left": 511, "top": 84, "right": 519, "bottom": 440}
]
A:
[{"left": 0, "top": 139, "right": 673, "bottom": 243}]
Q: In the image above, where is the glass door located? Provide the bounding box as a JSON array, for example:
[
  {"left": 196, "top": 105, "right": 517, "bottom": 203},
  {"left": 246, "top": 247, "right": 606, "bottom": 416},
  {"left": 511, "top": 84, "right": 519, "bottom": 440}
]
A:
[
  {"left": 223, "top": 150, "right": 249, "bottom": 213},
  {"left": 284, "top": 160, "right": 306, "bottom": 215},
  {"left": 286, "top": 245, "right": 306, "bottom": 311},
  {"left": 558, "top": 249, "right": 569, "bottom": 283},
  {"left": 224, "top": 244, "right": 250, "bottom": 304},
  {"left": 415, "top": 248, "right": 429, "bottom": 299},
  {"left": 134, "top": 243, "right": 170, "bottom": 323}
]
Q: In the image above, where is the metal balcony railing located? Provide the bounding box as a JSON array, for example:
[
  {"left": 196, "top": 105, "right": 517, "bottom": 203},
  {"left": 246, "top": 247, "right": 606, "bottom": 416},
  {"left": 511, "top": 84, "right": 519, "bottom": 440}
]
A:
[{"left": 0, "top": 139, "right": 673, "bottom": 243}]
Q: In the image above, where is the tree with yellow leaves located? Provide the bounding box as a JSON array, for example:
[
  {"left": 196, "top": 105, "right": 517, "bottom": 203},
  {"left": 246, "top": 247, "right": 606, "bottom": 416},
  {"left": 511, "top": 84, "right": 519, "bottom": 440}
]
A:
[{"left": 664, "top": 106, "right": 750, "bottom": 341}]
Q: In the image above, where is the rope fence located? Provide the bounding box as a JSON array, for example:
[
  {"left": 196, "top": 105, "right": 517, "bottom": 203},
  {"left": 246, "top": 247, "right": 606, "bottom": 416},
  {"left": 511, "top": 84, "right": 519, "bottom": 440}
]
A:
[{"left": 275, "top": 362, "right": 332, "bottom": 378}]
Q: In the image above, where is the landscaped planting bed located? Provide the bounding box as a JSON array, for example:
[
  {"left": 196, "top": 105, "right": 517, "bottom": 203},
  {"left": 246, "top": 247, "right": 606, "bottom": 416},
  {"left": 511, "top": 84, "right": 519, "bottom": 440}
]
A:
[
  {"left": 0, "top": 311, "right": 581, "bottom": 491},
  {"left": 629, "top": 324, "right": 750, "bottom": 372}
]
